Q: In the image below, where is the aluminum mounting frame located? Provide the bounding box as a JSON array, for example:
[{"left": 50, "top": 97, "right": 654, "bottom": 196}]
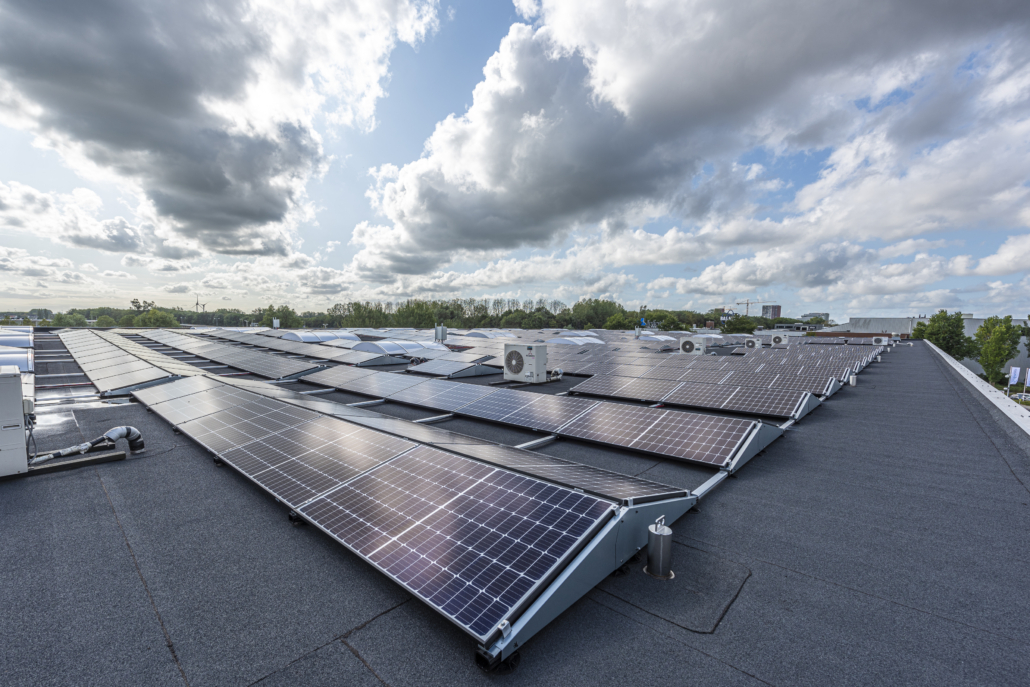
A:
[{"left": 476, "top": 494, "right": 696, "bottom": 669}]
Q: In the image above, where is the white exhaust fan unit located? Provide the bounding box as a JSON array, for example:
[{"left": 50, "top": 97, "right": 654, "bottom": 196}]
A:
[
  {"left": 679, "top": 337, "right": 706, "bottom": 355},
  {"left": 771, "top": 334, "right": 785, "bottom": 345},
  {"left": 743, "top": 338, "right": 760, "bottom": 350},
  {"left": 871, "top": 336, "right": 887, "bottom": 346},
  {"left": 504, "top": 343, "right": 548, "bottom": 383}
]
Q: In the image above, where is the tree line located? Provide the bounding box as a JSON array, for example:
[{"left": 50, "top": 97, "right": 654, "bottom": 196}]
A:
[
  {"left": 912, "top": 310, "right": 1030, "bottom": 384},
  {"left": 34, "top": 297, "right": 808, "bottom": 333}
]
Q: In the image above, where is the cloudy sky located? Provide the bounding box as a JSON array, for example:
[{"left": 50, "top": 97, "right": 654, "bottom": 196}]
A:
[{"left": 2, "top": 0, "right": 1029, "bottom": 320}]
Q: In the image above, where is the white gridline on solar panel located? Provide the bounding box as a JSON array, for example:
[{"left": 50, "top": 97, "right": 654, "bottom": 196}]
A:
[
  {"left": 300, "top": 449, "right": 609, "bottom": 641},
  {"left": 499, "top": 396, "right": 598, "bottom": 430},
  {"left": 632, "top": 414, "right": 751, "bottom": 464},
  {"left": 557, "top": 404, "right": 664, "bottom": 446},
  {"left": 723, "top": 388, "right": 804, "bottom": 416},
  {"left": 662, "top": 383, "right": 738, "bottom": 408},
  {"left": 614, "top": 378, "right": 684, "bottom": 401},
  {"left": 459, "top": 391, "right": 536, "bottom": 419},
  {"left": 571, "top": 376, "right": 634, "bottom": 395}
]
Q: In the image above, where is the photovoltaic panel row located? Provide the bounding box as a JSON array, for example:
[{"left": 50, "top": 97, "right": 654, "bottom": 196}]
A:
[
  {"left": 559, "top": 403, "right": 754, "bottom": 466},
  {"left": 569, "top": 374, "right": 808, "bottom": 419},
  {"left": 177, "top": 399, "right": 321, "bottom": 454},
  {"left": 299, "top": 445, "right": 614, "bottom": 643},
  {"left": 139, "top": 330, "right": 322, "bottom": 379},
  {"left": 435, "top": 442, "right": 686, "bottom": 505},
  {"left": 221, "top": 416, "right": 417, "bottom": 508}
]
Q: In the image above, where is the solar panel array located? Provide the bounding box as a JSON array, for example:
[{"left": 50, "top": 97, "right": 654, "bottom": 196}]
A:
[
  {"left": 300, "top": 366, "right": 758, "bottom": 467},
  {"left": 130, "top": 375, "right": 676, "bottom": 644},
  {"left": 193, "top": 329, "right": 408, "bottom": 366},
  {"left": 138, "top": 330, "right": 324, "bottom": 379},
  {"left": 57, "top": 329, "right": 204, "bottom": 393}
]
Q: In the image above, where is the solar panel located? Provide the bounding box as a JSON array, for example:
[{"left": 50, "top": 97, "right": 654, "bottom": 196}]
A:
[
  {"left": 337, "top": 372, "right": 429, "bottom": 398},
  {"left": 178, "top": 402, "right": 320, "bottom": 454},
  {"left": 640, "top": 366, "right": 693, "bottom": 381},
  {"left": 455, "top": 388, "right": 538, "bottom": 422},
  {"left": 632, "top": 411, "right": 753, "bottom": 466},
  {"left": 415, "top": 383, "right": 498, "bottom": 412},
  {"left": 346, "top": 416, "right": 493, "bottom": 446},
  {"left": 408, "top": 359, "right": 479, "bottom": 377},
  {"left": 660, "top": 381, "right": 739, "bottom": 409},
  {"left": 604, "top": 377, "right": 683, "bottom": 402},
  {"left": 221, "top": 417, "right": 416, "bottom": 508},
  {"left": 386, "top": 378, "right": 460, "bottom": 405},
  {"left": 568, "top": 375, "right": 635, "bottom": 396},
  {"left": 720, "top": 386, "right": 808, "bottom": 418},
  {"left": 497, "top": 394, "right": 599, "bottom": 434},
  {"left": 299, "top": 446, "right": 615, "bottom": 643},
  {"left": 558, "top": 403, "right": 660, "bottom": 450},
  {"left": 437, "top": 442, "right": 686, "bottom": 504},
  {"left": 558, "top": 403, "right": 755, "bottom": 466},
  {"left": 301, "top": 365, "right": 376, "bottom": 389},
  {"left": 94, "top": 368, "right": 169, "bottom": 393}
]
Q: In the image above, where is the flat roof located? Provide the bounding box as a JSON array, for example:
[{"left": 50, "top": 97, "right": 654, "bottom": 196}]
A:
[{"left": 3, "top": 341, "right": 1030, "bottom": 684}]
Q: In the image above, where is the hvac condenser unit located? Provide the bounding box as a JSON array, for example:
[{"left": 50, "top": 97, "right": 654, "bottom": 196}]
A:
[
  {"left": 744, "top": 338, "right": 760, "bottom": 350},
  {"left": 679, "top": 337, "right": 706, "bottom": 355},
  {"left": 771, "top": 334, "right": 785, "bottom": 345},
  {"left": 871, "top": 336, "right": 888, "bottom": 345},
  {"left": 504, "top": 343, "right": 548, "bottom": 383},
  {"left": 0, "top": 365, "right": 27, "bottom": 478}
]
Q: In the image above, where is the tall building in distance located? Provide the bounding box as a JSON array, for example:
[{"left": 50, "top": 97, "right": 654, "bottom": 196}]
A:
[{"left": 761, "top": 305, "right": 781, "bottom": 319}]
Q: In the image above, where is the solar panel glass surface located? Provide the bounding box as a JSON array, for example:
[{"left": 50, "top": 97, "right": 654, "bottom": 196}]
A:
[
  {"left": 299, "top": 446, "right": 614, "bottom": 642},
  {"left": 456, "top": 388, "right": 538, "bottom": 422}
]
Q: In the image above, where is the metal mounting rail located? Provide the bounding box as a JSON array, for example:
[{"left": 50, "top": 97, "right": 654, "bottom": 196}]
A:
[
  {"left": 347, "top": 399, "right": 385, "bottom": 407},
  {"left": 515, "top": 435, "right": 557, "bottom": 450},
  {"left": 413, "top": 413, "right": 454, "bottom": 424}
]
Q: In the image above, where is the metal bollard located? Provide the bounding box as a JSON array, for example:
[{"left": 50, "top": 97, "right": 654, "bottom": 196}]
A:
[
  {"left": 645, "top": 515, "right": 674, "bottom": 579},
  {"left": 849, "top": 373, "right": 857, "bottom": 386},
  {"left": 877, "top": 355, "right": 881, "bottom": 363}
]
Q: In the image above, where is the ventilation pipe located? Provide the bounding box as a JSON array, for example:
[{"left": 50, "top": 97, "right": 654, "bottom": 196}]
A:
[
  {"left": 29, "top": 426, "right": 144, "bottom": 466},
  {"left": 645, "top": 515, "right": 674, "bottom": 579}
]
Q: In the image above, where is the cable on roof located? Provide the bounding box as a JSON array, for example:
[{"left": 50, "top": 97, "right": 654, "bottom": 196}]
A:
[{"left": 29, "top": 426, "right": 145, "bottom": 466}]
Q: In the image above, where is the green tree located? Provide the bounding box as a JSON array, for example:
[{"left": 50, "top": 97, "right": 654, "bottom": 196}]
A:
[
  {"left": 96, "top": 315, "right": 117, "bottom": 327},
  {"left": 975, "top": 315, "right": 1022, "bottom": 384},
  {"left": 393, "top": 299, "right": 435, "bottom": 328},
  {"left": 603, "top": 313, "right": 634, "bottom": 330},
  {"left": 135, "top": 309, "right": 179, "bottom": 328},
  {"left": 911, "top": 310, "right": 977, "bottom": 361},
  {"left": 52, "top": 313, "right": 88, "bottom": 327},
  {"left": 258, "top": 305, "right": 303, "bottom": 329},
  {"left": 119, "top": 314, "right": 137, "bottom": 327},
  {"left": 721, "top": 316, "right": 759, "bottom": 334}
]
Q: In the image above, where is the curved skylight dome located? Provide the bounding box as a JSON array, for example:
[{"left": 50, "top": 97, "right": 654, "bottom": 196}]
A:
[
  {"left": 280, "top": 330, "right": 361, "bottom": 343},
  {"left": 0, "top": 332, "right": 33, "bottom": 348},
  {"left": 465, "top": 330, "right": 515, "bottom": 338},
  {"left": 546, "top": 337, "right": 605, "bottom": 345},
  {"left": 353, "top": 340, "right": 449, "bottom": 355},
  {"left": 0, "top": 345, "right": 33, "bottom": 372}
]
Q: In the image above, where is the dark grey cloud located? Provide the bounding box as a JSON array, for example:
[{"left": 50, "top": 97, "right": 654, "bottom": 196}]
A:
[{"left": 0, "top": 0, "right": 320, "bottom": 256}]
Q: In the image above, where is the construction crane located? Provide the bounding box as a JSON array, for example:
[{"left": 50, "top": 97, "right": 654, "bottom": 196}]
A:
[{"left": 735, "top": 299, "right": 773, "bottom": 316}]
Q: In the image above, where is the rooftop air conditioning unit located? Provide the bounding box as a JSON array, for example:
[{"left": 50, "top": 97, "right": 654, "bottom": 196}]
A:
[
  {"left": 871, "top": 336, "right": 887, "bottom": 346},
  {"left": 0, "top": 365, "right": 27, "bottom": 478},
  {"left": 771, "top": 334, "right": 785, "bottom": 345},
  {"left": 679, "top": 337, "right": 706, "bottom": 355},
  {"left": 504, "top": 343, "right": 548, "bottom": 383},
  {"left": 744, "top": 337, "right": 760, "bottom": 350}
]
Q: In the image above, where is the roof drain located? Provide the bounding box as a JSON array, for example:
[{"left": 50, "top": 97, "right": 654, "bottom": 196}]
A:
[{"left": 29, "top": 426, "right": 144, "bottom": 466}]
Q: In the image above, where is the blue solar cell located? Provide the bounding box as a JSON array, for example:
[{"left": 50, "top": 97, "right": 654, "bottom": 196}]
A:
[{"left": 299, "top": 446, "right": 613, "bottom": 642}]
